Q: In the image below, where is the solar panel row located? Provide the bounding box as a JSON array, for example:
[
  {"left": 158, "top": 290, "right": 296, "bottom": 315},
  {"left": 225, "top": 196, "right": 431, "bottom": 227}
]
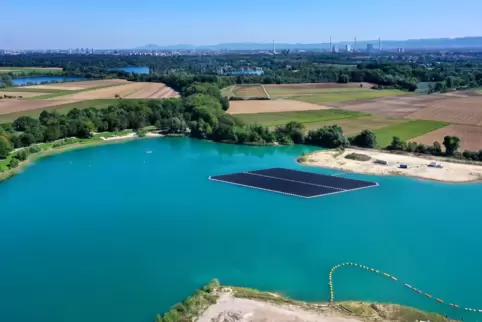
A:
[{"left": 210, "top": 168, "right": 378, "bottom": 199}]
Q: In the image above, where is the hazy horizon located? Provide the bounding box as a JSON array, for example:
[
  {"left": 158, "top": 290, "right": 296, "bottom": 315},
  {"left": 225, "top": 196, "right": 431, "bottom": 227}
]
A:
[{"left": 4, "top": 0, "right": 482, "bottom": 49}]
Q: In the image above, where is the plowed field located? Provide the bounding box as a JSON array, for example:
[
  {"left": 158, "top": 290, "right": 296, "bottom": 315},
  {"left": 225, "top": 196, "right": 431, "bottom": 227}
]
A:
[
  {"left": 410, "top": 124, "right": 482, "bottom": 151},
  {"left": 227, "top": 100, "right": 329, "bottom": 114}
]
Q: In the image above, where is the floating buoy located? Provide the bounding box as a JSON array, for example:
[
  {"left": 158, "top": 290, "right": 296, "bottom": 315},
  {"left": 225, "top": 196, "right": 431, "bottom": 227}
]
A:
[
  {"left": 436, "top": 298, "right": 444, "bottom": 303},
  {"left": 405, "top": 284, "right": 412, "bottom": 289},
  {"left": 425, "top": 294, "right": 432, "bottom": 298}
]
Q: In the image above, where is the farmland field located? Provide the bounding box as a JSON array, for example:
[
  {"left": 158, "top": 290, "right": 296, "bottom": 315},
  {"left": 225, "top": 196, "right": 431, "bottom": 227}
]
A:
[
  {"left": 407, "top": 96, "right": 482, "bottom": 125},
  {"left": 0, "top": 80, "right": 178, "bottom": 123},
  {"left": 234, "top": 109, "right": 367, "bottom": 127},
  {"left": 0, "top": 67, "right": 63, "bottom": 74},
  {"left": 302, "top": 115, "right": 406, "bottom": 134},
  {"left": 293, "top": 90, "right": 409, "bottom": 105},
  {"left": 0, "top": 91, "right": 50, "bottom": 98},
  {"left": 0, "top": 99, "right": 155, "bottom": 123},
  {"left": 232, "top": 85, "right": 267, "bottom": 98},
  {"left": 372, "top": 120, "right": 449, "bottom": 147},
  {"left": 49, "top": 82, "right": 178, "bottom": 100},
  {"left": 28, "top": 79, "right": 129, "bottom": 91},
  {"left": 410, "top": 124, "right": 482, "bottom": 151},
  {"left": 227, "top": 100, "right": 329, "bottom": 114}
]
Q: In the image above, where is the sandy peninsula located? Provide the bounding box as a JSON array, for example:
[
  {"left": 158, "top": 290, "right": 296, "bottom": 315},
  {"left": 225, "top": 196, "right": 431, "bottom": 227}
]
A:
[{"left": 300, "top": 148, "right": 482, "bottom": 183}]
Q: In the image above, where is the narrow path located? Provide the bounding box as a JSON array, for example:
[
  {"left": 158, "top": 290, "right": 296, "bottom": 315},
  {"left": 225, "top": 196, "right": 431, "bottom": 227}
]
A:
[
  {"left": 329, "top": 262, "right": 482, "bottom": 313},
  {"left": 261, "top": 84, "right": 271, "bottom": 99}
]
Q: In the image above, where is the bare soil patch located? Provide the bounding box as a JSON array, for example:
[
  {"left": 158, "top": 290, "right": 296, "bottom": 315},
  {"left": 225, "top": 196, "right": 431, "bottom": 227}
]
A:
[
  {"left": 0, "top": 99, "right": 79, "bottom": 115},
  {"left": 0, "top": 91, "right": 49, "bottom": 98},
  {"left": 407, "top": 96, "right": 482, "bottom": 125},
  {"left": 233, "top": 85, "right": 267, "bottom": 98},
  {"left": 302, "top": 148, "right": 482, "bottom": 182},
  {"left": 410, "top": 124, "right": 482, "bottom": 151},
  {"left": 228, "top": 100, "right": 329, "bottom": 114},
  {"left": 28, "top": 79, "right": 129, "bottom": 91}
]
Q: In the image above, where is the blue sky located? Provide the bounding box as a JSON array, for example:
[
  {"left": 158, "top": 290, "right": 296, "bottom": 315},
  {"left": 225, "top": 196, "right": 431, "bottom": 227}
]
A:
[{"left": 3, "top": 0, "right": 482, "bottom": 49}]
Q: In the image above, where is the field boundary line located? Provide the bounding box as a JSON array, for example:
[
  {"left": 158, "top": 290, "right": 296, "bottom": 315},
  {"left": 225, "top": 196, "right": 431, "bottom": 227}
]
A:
[{"left": 261, "top": 84, "right": 271, "bottom": 99}]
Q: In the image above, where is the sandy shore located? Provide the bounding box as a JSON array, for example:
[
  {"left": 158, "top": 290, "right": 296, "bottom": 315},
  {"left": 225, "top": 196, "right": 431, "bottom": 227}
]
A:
[{"left": 301, "top": 148, "right": 482, "bottom": 183}]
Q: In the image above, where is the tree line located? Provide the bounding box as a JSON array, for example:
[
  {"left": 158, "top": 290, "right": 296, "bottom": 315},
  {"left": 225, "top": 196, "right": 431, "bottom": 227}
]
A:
[{"left": 3, "top": 53, "right": 482, "bottom": 92}]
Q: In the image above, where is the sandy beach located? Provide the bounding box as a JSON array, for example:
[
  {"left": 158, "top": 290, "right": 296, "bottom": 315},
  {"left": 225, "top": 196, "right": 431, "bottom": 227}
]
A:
[{"left": 301, "top": 148, "right": 482, "bottom": 183}]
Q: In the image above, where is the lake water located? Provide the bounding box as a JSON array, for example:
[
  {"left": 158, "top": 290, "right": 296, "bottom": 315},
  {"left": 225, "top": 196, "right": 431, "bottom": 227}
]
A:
[
  {"left": 12, "top": 76, "right": 85, "bottom": 86},
  {"left": 109, "top": 66, "right": 149, "bottom": 74},
  {"left": 1, "top": 138, "right": 481, "bottom": 322}
]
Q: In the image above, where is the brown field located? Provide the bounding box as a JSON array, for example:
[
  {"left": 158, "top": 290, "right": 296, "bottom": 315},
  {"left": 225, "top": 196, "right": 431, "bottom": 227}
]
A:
[
  {"left": 335, "top": 95, "right": 451, "bottom": 117},
  {"left": 263, "top": 82, "right": 374, "bottom": 90},
  {"left": 232, "top": 85, "right": 267, "bottom": 98},
  {"left": 227, "top": 100, "right": 329, "bottom": 114},
  {"left": 303, "top": 115, "right": 406, "bottom": 133},
  {"left": 407, "top": 96, "right": 482, "bottom": 126},
  {"left": 50, "top": 82, "right": 178, "bottom": 100},
  {"left": 124, "top": 83, "right": 180, "bottom": 98},
  {"left": 0, "top": 99, "right": 78, "bottom": 115},
  {"left": 410, "top": 124, "right": 482, "bottom": 151},
  {"left": 28, "top": 79, "right": 129, "bottom": 91},
  {"left": 0, "top": 91, "right": 50, "bottom": 98}
]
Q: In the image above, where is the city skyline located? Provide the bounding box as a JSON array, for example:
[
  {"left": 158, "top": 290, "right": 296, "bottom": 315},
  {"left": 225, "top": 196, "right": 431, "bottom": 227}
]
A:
[{"left": 3, "top": 0, "right": 482, "bottom": 49}]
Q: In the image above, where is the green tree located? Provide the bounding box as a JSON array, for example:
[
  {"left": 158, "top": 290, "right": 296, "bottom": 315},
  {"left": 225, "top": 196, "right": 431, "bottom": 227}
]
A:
[
  {"left": 305, "top": 125, "right": 348, "bottom": 148},
  {"left": 387, "top": 136, "right": 406, "bottom": 151},
  {"left": 1, "top": 74, "right": 13, "bottom": 87},
  {"left": 350, "top": 130, "right": 377, "bottom": 148},
  {"left": 0, "top": 136, "right": 13, "bottom": 159},
  {"left": 443, "top": 136, "right": 460, "bottom": 155}
]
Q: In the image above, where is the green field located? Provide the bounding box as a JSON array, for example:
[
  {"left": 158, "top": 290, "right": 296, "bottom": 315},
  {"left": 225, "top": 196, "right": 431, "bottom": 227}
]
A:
[
  {"left": 303, "top": 115, "right": 406, "bottom": 134},
  {"left": 292, "top": 90, "right": 409, "bottom": 105},
  {"left": 373, "top": 120, "right": 449, "bottom": 147},
  {"left": 266, "top": 87, "right": 372, "bottom": 95},
  {"left": 234, "top": 109, "right": 368, "bottom": 127},
  {"left": 0, "top": 99, "right": 154, "bottom": 124},
  {"left": 0, "top": 67, "right": 63, "bottom": 75},
  {"left": 0, "top": 87, "right": 66, "bottom": 93},
  {"left": 220, "top": 85, "right": 236, "bottom": 98}
]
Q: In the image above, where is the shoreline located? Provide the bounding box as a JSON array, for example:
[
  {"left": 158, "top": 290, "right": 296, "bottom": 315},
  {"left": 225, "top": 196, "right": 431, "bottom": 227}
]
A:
[
  {"left": 158, "top": 280, "right": 456, "bottom": 322},
  {"left": 0, "top": 132, "right": 164, "bottom": 183},
  {"left": 299, "top": 148, "right": 482, "bottom": 183}
]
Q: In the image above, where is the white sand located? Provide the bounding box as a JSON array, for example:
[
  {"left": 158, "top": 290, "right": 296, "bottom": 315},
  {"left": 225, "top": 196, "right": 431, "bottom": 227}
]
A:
[
  {"left": 301, "top": 148, "right": 482, "bottom": 183},
  {"left": 197, "top": 292, "right": 360, "bottom": 322}
]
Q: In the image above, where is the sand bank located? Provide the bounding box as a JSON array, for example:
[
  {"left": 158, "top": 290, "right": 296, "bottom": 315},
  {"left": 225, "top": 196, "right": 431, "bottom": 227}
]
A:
[{"left": 301, "top": 148, "right": 482, "bottom": 183}]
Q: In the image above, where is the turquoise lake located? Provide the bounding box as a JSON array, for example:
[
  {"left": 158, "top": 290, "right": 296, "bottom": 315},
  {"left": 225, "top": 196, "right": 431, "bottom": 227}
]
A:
[{"left": 1, "top": 138, "right": 481, "bottom": 322}]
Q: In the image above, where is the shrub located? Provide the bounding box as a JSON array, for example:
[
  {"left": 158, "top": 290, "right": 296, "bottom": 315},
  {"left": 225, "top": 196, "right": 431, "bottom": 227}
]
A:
[{"left": 345, "top": 153, "right": 371, "bottom": 161}]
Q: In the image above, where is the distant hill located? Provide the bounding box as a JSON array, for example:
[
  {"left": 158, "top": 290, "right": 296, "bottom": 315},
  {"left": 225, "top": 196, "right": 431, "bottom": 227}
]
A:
[{"left": 136, "top": 37, "right": 482, "bottom": 50}]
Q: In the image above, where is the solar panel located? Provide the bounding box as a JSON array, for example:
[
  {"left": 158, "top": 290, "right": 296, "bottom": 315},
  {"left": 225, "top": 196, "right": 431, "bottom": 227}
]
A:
[{"left": 209, "top": 168, "right": 378, "bottom": 199}]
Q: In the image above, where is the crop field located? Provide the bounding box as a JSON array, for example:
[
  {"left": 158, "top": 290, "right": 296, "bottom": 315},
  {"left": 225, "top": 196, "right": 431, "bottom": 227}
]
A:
[
  {"left": 410, "top": 124, "right": 482, "bottom": 151},
  {"left": 407, "top": 96, "right": 482, "bottom": 126},
  {"left": 0, "top": 91, "right": 51, "bottom": 98},
  {"left": 49, "top": 82, "right": 178, "bottom": 100},
  {"left": 303, "top": 115, "right": 406, "bottom": 134},
  {"left": 0, "top": 80, "right": 178, "bottom": 123},
  {"left": 0, "top": 99, "right": 156, "bottom": 123},
  {"left": 28, "top": 79, "right": 129, "bottom": 91},
  {"left": 0, "top": 67, "right": 63, "bottom": 74},
  {"left": 264, "top": 82, "right": 374, "bottom": 90},
  {"left": 232, "top": 85, "right": 267, "bottom": 98},
  {"left": 372, "top": 120, "right": 449, "bottom": 147},
  {"left": 293, "top": 90, "right": 409, "bottom": 105},
  {"left": 227, "top": 100, "right": 329, "bottom": 114},
  {"left": 334, "top": 94, "right": 449, "bottom": 117},
  {"left": 234, "top": 109, "right": 367, "bottom": 127}
]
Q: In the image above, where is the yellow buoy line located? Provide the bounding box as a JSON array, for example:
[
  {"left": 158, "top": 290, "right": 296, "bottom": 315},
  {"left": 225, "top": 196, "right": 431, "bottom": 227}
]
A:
[{"left": 329, "top": 262, "right": 482, "bottom": 313}]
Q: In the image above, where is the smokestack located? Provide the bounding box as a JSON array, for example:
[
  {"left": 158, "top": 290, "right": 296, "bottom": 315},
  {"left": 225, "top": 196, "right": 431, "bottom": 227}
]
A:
[
  {"left": 378, "top": 38, "right": 381, "bottom": 51},
  {"left": 354, "top": 37, "right": 357, "bottom": 52},
  {"left": 330, "top": 36, "right": 332, "bottom": 52},
  {"left": 272, "top": 40, "right": 276, "bottom": 54}
]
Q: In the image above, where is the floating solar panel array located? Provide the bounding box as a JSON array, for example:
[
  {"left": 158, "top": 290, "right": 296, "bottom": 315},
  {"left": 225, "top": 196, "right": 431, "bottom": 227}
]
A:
[{"left": 209, "top": 168, "right": 378, "bottom": 198}]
